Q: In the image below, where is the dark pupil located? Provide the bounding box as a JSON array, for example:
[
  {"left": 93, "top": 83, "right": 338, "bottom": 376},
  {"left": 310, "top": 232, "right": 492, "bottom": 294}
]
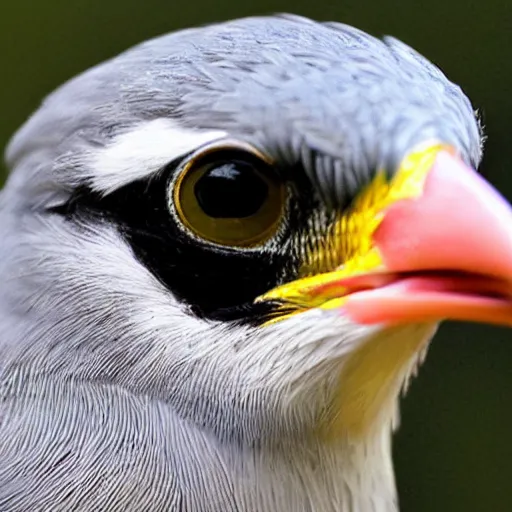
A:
[{"left": 194, "top": 161, "right": 269, "bottom": 218}]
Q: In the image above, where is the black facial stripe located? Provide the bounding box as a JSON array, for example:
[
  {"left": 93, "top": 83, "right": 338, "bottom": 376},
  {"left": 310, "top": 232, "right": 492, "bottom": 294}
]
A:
[{"left": 52, "top": 163, "right": 310, "bottom": 325}]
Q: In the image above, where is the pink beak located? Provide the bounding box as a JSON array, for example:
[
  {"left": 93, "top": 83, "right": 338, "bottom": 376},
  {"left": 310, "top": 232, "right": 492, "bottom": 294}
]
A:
[{"left": 343, "top": 151, "right": 512, "bottom": 327}]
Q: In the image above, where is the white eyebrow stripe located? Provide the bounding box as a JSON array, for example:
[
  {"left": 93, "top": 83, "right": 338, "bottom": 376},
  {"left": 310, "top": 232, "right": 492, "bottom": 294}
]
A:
[{"left": 89, "top": 118, "right": 228, "bottom": 195}]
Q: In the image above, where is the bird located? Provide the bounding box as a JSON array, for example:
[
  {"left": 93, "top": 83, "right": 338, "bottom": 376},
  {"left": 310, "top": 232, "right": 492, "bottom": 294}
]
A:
[{"left": 1, "top": 13, "right": 512, "bottom": 512}]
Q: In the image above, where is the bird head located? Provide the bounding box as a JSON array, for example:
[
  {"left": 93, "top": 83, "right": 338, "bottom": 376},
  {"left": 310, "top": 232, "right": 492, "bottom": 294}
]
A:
[{"left": 1, "top": 15, "right": 511, "bottom": 451}]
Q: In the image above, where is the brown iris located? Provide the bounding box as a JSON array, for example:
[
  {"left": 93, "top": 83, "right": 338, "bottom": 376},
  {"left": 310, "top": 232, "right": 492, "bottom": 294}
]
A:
[{"left": 173, "top": 142, "right": 286, "bottom": 248}]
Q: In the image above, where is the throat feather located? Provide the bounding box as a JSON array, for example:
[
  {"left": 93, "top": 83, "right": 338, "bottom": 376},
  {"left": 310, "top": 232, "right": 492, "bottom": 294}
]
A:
[{"left": 318, "top": 323, "right": 436, "bottom": 440}]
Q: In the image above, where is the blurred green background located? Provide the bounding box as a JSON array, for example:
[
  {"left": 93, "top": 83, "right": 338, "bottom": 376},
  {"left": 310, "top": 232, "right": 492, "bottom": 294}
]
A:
[{"left": 1, "top": 1, "right": 511, "bottom": 510}]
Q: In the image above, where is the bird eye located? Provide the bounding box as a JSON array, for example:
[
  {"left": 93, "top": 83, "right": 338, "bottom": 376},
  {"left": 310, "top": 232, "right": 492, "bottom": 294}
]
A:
[{"left": 173, "top": 144, "right": 285, "bottom": 247}]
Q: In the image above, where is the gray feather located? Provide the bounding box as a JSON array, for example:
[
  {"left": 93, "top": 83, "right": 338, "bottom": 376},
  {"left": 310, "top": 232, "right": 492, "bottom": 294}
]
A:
[{"left": 5, "top": 15, "right": 481, "bottom": 211}]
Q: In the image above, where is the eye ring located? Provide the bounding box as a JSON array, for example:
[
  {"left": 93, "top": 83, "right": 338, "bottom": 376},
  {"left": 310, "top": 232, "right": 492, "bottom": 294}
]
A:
[{"left": 172, "top": 140, "right": 286, "bottom": 248}]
